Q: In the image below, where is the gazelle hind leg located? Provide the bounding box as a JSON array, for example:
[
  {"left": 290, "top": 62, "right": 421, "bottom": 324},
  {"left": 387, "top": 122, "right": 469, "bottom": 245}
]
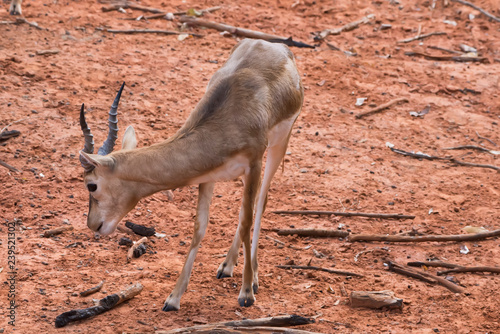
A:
[
  {"left": 216, "top": 183, "right": 245, "bottom": 279},
  {"left": 237, "top": 162, "right": 262, "bottom": 307},
  {"left": 163, "top": 182, "right": 214, "bottom": 311},
  {"left": 251, "top": 127, "right": 295, "bottom": 294}
]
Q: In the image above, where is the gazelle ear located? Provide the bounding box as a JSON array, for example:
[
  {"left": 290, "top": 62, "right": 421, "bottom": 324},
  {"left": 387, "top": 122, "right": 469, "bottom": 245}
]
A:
[
  {"left": 122, "top": 126, "right": 137, "bottom": 150},
  {"left": 80, "top": 151, "right": 115, "bottom": 170}
]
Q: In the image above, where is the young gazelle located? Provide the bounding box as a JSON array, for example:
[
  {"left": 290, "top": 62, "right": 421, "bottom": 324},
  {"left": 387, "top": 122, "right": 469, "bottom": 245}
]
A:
[{"left": 79, "top": 39, "right": 304, "bottom": 311}]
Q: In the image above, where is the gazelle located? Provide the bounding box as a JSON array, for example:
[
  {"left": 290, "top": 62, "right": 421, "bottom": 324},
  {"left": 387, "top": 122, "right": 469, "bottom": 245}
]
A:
[
  {"left": 8, "top": 0, "right": 22, "bottom": 15},
  {"left": 78, "top": 39, "right": 304, "bottom": 311}
]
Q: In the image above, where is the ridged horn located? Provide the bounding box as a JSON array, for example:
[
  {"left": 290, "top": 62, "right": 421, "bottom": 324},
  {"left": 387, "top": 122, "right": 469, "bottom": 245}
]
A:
[
  {"left": 97, "top": 82, "right": 125, "bottom": 155},
  {"left": 79, "top": 103, "right": 94, "bottom": 154},
  {"left": 79, "top": 103, "right": 96, "bottom": 172}
]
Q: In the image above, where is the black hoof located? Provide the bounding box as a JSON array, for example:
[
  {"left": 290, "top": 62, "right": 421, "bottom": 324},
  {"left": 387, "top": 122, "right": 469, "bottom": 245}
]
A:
[
  {"left": 162, "top": 303, "right": 179, "bottom": 312},
  {"left": 10, "top": 11, "right": 20, "bottom": 15},
  {"left": 216, "top": 271, "right": 231, "bottom": 279},
  {"left": 238, "top": 297, "right": 255, "bottom": 308},
  {"left": 253, "top": 283, "right": 259, "bottom": 294}
]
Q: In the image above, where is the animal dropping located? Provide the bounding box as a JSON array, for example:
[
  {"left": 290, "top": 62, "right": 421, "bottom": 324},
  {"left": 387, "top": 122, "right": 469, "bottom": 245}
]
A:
[{"left": 78, "top": 39, "right": 304, "bottom": 311}]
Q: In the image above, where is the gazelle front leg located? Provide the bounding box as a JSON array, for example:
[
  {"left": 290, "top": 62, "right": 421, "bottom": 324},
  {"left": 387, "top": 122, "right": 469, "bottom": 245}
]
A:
[
  {"left": 163, "top": 182, "right": 215, "bottom": 311},
  {"left": 237, "top": 161, "right": 262, "bottom": 307}
]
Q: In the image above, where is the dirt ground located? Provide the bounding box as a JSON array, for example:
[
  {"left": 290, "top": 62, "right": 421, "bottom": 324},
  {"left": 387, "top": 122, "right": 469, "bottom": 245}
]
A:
[{"left": 1, "top": 0, "right": 499, "bottom": 333}]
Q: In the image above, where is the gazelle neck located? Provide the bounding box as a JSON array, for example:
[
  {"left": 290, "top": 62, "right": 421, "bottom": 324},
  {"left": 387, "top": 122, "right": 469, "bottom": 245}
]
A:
[{"left": 110, "top": 126, "right": 235, "bottom": 193}]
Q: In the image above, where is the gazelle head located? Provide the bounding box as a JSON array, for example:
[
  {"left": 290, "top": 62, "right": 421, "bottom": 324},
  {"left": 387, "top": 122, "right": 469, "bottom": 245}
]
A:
[{"left": 79, "top": 83, "right": 139, "bottom": 236}]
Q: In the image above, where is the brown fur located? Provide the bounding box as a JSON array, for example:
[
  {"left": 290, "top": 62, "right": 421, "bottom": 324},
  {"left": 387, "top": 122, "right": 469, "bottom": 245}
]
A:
[{"left": 79, "top": 39, "right": 304, "bottom": 310}]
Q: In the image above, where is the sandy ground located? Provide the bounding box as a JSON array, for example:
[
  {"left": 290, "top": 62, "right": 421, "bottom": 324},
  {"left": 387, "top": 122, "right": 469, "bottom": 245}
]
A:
[{"left": 1, "top": 0, "right": 500, "bottom": 333}]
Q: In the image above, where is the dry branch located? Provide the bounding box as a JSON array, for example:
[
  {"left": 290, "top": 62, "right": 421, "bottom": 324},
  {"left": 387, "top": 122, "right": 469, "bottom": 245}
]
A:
[
  {"left": 36, "top": 49, "right": 60, "bottom": 55},
  {"left": 407, "top": 261, "right": 462, "bottom": 269},
  {"left": 157, "top": 315, "right": 315, "bottom": 334},
  {"left": 160, "top": 326, "right": 320, "bottom": 334},
  {"left": 55, "top": 283, "right": 143, "bottom": 328},
  {"left": 102, "top": 2, "right": 164, "bottom": 13},
  {"left": 80, "top": 281, "right": 104, "bottom": 297},
  {"left": 390, "top": 147, "right": 500, "bottom": 172},
  {"left": 1, "top": 17, "right": 44, "bottom": 29},
  {"left": 355, "top": 98, "right": 409, "bottom": 119},
  {"left": 350, "top": 228, "right": 500, "bottom": 242},
  {"left": 398, "top": 31, "right": 446, "bottom": 43},
  {"left": 126, "top": 6, "right": 221, "bottom": 20},
  {"left": 387, "top": 261, "right": 464, "bottom": 293},
  {"left": 442, "top": 145, "right": 500, "bottom": 155},
  {"left": 17, "top": 17, "right": 44, "bottom": 30},
  {"left": 117, "top": 225, "right": 135, "bottom": 235},
  {"left": 43, "top": 225, "right": 74, "bottom": 237},
  {"left": 272, "top": 210, "right": 414, "bottom": 220},
  {"left": 476, "top": 131, "right": 497, "bottom": 146},
  {"left": 438, "top": 266, "right": 500, "bottom": 275},
  {"left": 0, "top": 159, "right": 19, "bottom": 173},
  {"left": 404, "top": 51, "right": 488, "bottom": 63},
  {"left": 450, "top": 0, "right": 500, "bottom": 22},
  {"left": 427, "top": 46, "right": 463, "bottom": 54},
  {"left": 0, "top": 129, "right": 21, "bottom": 143},
  {"left": 265, "top": 235, "right": 285, "bottom": 245},
  {"left": 104, "top": 28, "right": 202, "bottom": 37},
  {"left": 277, "top": 265, "right": 363, "bottom": 277},
  {"left": 275, "top": 228, "right": 349, "bottom": 238},
  {"left": 179, "top": 16, "right": 315, "bottom": 48},
  {"left": 126, "top": 237, "right": 148, "bottom": 262},
  {"left": 350, "top": 290, "right": 403, "bottom": 310},
  {"left": 317, "top": 14, "right": 375, "bottom": 40}
]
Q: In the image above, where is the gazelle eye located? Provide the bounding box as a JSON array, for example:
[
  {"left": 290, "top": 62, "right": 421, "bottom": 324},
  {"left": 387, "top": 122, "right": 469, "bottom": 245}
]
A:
[{"left": 87, "top": 184, "right": 97, "bottom": 192}]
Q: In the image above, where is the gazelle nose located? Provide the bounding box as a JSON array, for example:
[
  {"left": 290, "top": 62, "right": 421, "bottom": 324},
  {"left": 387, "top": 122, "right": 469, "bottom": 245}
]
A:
[{"left": 96, "top": 222, "right": 103, "bottom": 233}]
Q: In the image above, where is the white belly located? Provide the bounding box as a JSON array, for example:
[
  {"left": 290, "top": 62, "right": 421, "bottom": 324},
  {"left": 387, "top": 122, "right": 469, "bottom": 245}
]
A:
[{"left": 189, "top": 154, "right": 250, "bottom": 184}]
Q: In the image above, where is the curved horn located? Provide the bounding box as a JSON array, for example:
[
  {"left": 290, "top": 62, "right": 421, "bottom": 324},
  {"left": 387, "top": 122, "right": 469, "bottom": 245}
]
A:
[
  {"left": 79, "top": 103, "right": 94, "bottom": 154},
  {"left": 79, "top": 103, "right": 96, "bottom": 172},
  {"left": 98, "top": 82, "right": 125, "bottom": 155}
]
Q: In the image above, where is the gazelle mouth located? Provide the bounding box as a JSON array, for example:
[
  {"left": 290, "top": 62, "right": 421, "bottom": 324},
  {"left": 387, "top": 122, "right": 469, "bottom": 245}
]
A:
[{"left": 97, "top": 222, "right": 104, "bottom": 233}]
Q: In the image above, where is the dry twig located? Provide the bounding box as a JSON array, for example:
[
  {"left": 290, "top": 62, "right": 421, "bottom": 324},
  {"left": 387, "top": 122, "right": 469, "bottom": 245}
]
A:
[
  {"left": 355, "top": 98, "right": 409, "bottom": 119},
  {"left": 350, "top": 228, "right": 500, "bottom": 242},
  {"left": 102, "top": 1, "right": 164, "bottom": 13},
  {"left": 476, "top": 131, "right": 497, "bottom": 146},
  {"left": 126, "top": 6, "right": 221, "bottom": 20},
  {"left": 55, "top": 283, "right": 143, "bottom": 328},
  {"left": 407, "top": 261, "right": 462, "bottom": 269},
  {"left": 104, "top": 28, "right": 203, "bottom": 37},
  {"left": 277, "top": 265, "right": 363, "bottom": 277},
  {"left": 398, "top": 31, "right": 446, "bottom": 43},
  {"left": 275, "top": 228, "right": 349, "bottom": 238},
  {"left": 0, "top": 17, "right": 44, "bottom": 30},
  {"left": 438, "top": 266, "right": 500, "bottom": 275},
  {"left": 427, "top": 46, "right": 463, "bottom": 54},
  {"left": 387, "top": 261, "right": 464, "bottom": 293},
  {"left": 157, "top": 315, "right": 315, "bottom": 334},
  {"left": 179, "top": 16, "right": 315, "bottom": 48},
  {"left": 265, "top": 235, "right": 285, "bottom": 245},
  {"left": 450, "top": 0, "right": 500, "bottom": 22},
  {"left": 272, "top": 210, "right": 414, "bottom": 219},
  {"left": 350, "top": 290, "right": 403, "bottom": 310},
  {"left": 442, "top": 145, "right": 499, "bottom": 155},
  {"left": 390, "top": 147, "right": 500, "bottom": 172},
  {"left": 126, "top": 237, "right": 148, "bottom": 262},
  {"left": 80, "top": 281, "right": 104, "bottom": 297},
  {"left": 317, "top": 14, "right": 375, "bottom": 40},
  {"left": 43, "top": 225, "right": 74, "bottom": 237},
  {"left": 405, "top": 51, "right": 488, "bottom": 63},
  {"left": 36, "top": 49, "right": 60, "bottom": 55},
  {"left": 0, "top": 159, "right": 19, "bottom": 172}
]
